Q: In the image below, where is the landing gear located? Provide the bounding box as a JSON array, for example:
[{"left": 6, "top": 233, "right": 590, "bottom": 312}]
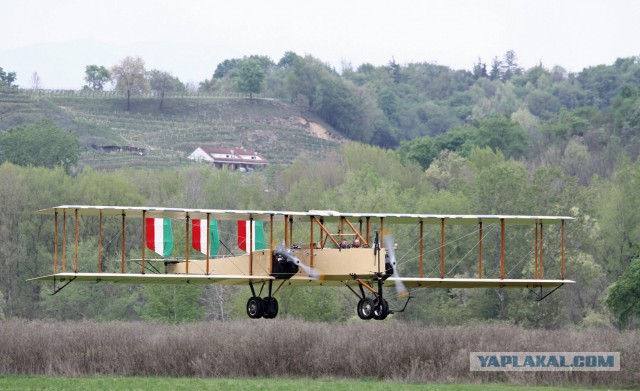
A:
[
  {"left": 373, "top": 298, "right": 389, "bottom": 320},
  {"left": 357, "top": 297, "right": 374, "bottom": 320},
  {"left": 262, "top": 297, "right": 279, "bottom": 319},
  {"left": 246, "top": 296, "right": 264, "bottom": 319},
  {"left": 356, "top": 296, "right": 389, "bottom": 320},
  {"left": 247, "top": 281, "right": 279, "bottom": 319},
  {"left": 350, "top": 272, "right": 401, "bottom": 321}
]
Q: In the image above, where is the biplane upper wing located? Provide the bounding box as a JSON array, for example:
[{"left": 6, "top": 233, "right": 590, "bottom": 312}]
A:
[{"left": 35, "top": 205, "right": 573, "bottom": 225}]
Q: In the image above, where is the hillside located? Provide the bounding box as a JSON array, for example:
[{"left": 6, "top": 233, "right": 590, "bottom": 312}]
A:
[{"left": 0, "top": 89, "right": 341, "bottom": 169}]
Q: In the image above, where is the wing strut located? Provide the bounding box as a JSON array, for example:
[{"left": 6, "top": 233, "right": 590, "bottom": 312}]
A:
[
  {"left": 49, "top": 276, "right": 77, "bottom": 296},
  {"left": 350, "top": 274, "right": 378, "bottom": 298},
  {"left": 528, "top": 283, "right": 564, "bottom": 302}
]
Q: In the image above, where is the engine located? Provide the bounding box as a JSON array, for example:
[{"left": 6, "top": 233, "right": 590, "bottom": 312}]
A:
[{"left": 271, "top": 249, "right": 299, "bottom": 279}]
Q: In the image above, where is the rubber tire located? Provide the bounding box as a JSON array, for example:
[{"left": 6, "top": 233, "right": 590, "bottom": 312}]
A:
[
  {"left": 373, "top": 298, "right": 389, "bottom": 320},
  {"left": 246, "top": 296, "right": 264, "bottom": 319},
  {"left": 262, "top": 297, "right": 279, "bottom": 319},
  {"left": 357, "top": 297, "right": 374, "bottom": 320}
]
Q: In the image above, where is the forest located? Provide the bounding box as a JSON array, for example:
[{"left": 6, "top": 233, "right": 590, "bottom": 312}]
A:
[{"left": 0, "top": 52, "right": 640, "bottom": 329}]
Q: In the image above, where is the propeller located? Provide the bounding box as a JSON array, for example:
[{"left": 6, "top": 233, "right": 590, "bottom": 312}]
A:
[
  {"left": 275, "top": 241, "right": 320, "bottom": 280},
  {"left": 383, "top": 233, "right": 408, "bottom": 296}
]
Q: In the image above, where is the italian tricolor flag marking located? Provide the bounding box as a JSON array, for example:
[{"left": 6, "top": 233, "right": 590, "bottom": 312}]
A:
[
  {"left": 192, "top": 219, "right": 220, "bottom": 256},
  {"left": 237, "top": 220, "right": 266, "bottom": 253},
  {"left": 145, "top": 218, "right": 174, "bottom": 258}
]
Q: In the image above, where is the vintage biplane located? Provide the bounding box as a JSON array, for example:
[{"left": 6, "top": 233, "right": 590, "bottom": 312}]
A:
[{"left": 30, "top": 206, "right": 575, "bottom": 320}]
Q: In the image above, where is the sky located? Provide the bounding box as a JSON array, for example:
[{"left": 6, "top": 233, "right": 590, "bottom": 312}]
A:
[{"left": 1, "top": 0, "right": 639, "bottom": 89}]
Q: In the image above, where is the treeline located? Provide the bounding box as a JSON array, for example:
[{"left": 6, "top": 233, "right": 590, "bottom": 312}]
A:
[
  {"left": 3, "top": 53, "right": 640, "bottom": 194},
  {"left": 199, "top": 52, "right": 640, "bottom": 166},
  {"left": 139, "top": 52, "right": 640, "bottom": 186},
  {"left": 8, "top": 51, "right": 640, "bottom": 165},
  {"left": 1, "top": 142, "right": 639, "bottom": 328}
]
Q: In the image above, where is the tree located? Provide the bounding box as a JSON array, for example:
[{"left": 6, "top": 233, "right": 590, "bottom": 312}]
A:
[
  {"left": 377, "top": 88, "right": 400, "bottom": 125},
  {"left": 234, "top": 58, "right": 264, "bottom": 98},
  {"left": 396, "top": 136, "right": 437, "bottom": 169},
  {"left": 473, "top": 116, "right": 527, "bottom": 158},
  {"left": 0, "top": 120, "right": 80, "bottom": 173},
  {"left": 198, "top": 78, "right": 218, "bottom": 92},
  {"left": 472, "top": 57, "right": 488, "bottom": 80},
  {"left": 139, "top": 284, "right": 205, "bottom": 323},
  {"left": 388, "top": 57, "right": 402, "bottom": 83},
  {"left": 31, "top": 72, "right": 41, "bottom": 90},
  {"left": 0, "top": 67, "right": 17, "bottom": 87},
  {"left": 489, "top": 57, "right": 502, "bottom": 81},
  {"left": 278, "top": 51, "right": 301, "bottom": 69},
  {"left": 84, "top": 65, "right": 111, "bottom": 91},
  {"left": 606, "top": 259, "right": 640, "bottom": 327},
  {"left": 501, "top": 50, "right": 522, "bottom": 81},
  {"left": 213, "top": 58, "right": 241, "bottom": 78},
  {"left": 595, "top": 159, "right": 640, "bottom": 279},
  {"left": 149, "top": 69, "right": 183, "bottom": 110},
  {"left": 425, "top": 149, "right": 466, "bottom": 189},
  {"left": 111, "top": 56, "right": 149, "bottom": 110},
  {"left": 526, "top": 90, "right": 561, "bottom": 119}
]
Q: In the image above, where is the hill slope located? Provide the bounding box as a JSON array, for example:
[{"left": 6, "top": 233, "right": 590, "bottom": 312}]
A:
[{"left": 0, "top": 90, "right": 341, "bottom": 169}]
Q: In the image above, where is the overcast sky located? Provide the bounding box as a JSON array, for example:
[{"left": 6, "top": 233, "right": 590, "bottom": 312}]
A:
[{"left": 2, "top": 0, "right": 639, "bottom": 89}]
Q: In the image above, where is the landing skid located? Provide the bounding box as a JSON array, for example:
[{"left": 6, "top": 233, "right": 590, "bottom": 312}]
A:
[{"left": 390, "top": 295, "right": 413, "bottom": 314}]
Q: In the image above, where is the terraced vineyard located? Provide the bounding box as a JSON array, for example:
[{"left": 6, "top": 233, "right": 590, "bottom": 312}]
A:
[{"left": 0, "top": 90, "right": 342, "bottom": 169}]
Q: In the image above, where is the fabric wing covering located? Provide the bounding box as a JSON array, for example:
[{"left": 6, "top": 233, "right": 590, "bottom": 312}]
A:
[
  {"left": 237, "top": 220, "right": 266, "bottom": 252},
  {"left": 192, "top": 219, "right": 220, "bottom": 256},
  {"left": 145, "top": 218, "right": 174, "bottom": 258}
]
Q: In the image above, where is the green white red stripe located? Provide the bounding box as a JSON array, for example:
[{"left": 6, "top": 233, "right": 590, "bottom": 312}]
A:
[
  {"left": 192, "top": 219, "right": 220, "bottom": 256},
  {"left": 145, "top": 218, "right": 174, "bottom": 258},
  {"left": 237, "top": 220, "right": 266, "bottom": 252}
]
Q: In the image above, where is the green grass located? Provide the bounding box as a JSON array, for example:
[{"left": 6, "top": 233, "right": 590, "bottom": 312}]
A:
[{"left": 0, "top": 376, "right": 617, "bottom": 391}]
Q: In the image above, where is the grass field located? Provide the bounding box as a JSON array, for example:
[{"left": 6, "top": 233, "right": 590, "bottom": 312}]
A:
[{"left": 0, "top": 376, "right": 619, "bottom": 391}]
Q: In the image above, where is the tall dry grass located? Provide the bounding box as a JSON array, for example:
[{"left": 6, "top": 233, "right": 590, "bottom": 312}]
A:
[{"left": 0, "top": 319, "right": 637, "bottom": 387}]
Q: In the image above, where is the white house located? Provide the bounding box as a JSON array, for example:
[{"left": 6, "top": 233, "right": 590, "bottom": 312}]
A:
[{"left": 188, "top": 147, "right": 269, "bottom": 171}]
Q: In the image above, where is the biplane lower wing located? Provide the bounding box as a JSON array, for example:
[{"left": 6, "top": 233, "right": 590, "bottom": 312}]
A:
[
  {"left": 385, "top": 277, "right": 574, "bottom": 289},
  {"left": 28, "top": 272, "right": 274, "bottom": 285},
  {"left": 28, "top": 273, "right": 573, "bottom": 289}
]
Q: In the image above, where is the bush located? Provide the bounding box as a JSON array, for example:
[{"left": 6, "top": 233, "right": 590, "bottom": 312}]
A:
[{"left": 0, "top": 319, "right": 637, "bottom": 387}]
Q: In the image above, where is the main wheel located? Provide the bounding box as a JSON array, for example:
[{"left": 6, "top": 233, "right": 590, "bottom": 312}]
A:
[
  {"left": 372, "top": 298, "right": 389, "bottom": 320},
  {"left": 357, "top": 297, "right": 374, "bottom": 320},
  {"left": 262, "top": 297, "right": 279, "bottom": 319},
  {"left": 246, "top": 296, "right": 264, "bottom": 319}
]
